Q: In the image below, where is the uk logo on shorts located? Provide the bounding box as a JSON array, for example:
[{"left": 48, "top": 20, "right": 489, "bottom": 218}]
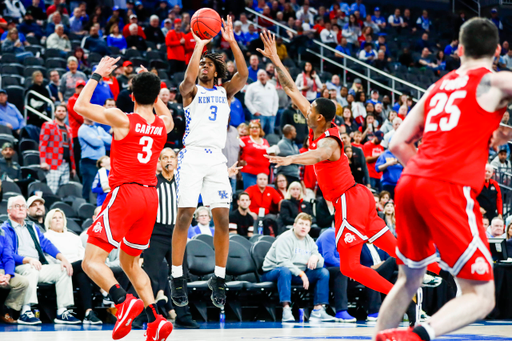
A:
[
  {"left": 471, "top": 257, "right": 490, "bottom": 275},
  {"left": 92, "top": 222, "right": 103, "bottom": 234},
  {"left": 344, "top": 232, "right": 356, "bottom": 244},
  {"left": 218, "top": 190, "right": 229, "bottom": 200}
]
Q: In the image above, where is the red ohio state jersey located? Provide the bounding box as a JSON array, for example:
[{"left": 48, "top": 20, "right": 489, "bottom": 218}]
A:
[
  {"left": 109, "top": 113, "right": 167, "bottom": 189},
  {"left": 309, "top": 124, "right": 355, "bottom": 201},
  {"left": 403, "top": 67, "right": 506, "bottom": 193}
]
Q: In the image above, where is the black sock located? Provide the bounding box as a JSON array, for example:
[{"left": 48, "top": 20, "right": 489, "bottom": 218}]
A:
[
  {"left": 412, "top": 325, "right": 431, "bottom": 341},
  {"left": 145, "top": 304, "right": 159, "bottom": 323},
  {"left": 109, "top": 284, "right": 127, "bottom": 305}
]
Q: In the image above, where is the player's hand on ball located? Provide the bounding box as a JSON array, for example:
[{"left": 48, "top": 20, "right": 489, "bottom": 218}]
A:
[
  {"left": 265, "top": 154, "right": 292, "bottom": 168},
  {"left": 257, "top": 30, "right": 278, "bottom": 60},
  {"left": 221, "top": 16, "right": 235, "bottom": 43},
  {"left": 228, "top": 161, "right": 243, "bottom": 177},
  {"left": 191, "top": 30, "right": 212, "bottom": 45},
  {"left": 95, "top": 56, "right": 121, "bottom": 77}
]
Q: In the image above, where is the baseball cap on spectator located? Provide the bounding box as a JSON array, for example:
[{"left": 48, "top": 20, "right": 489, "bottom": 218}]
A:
[
  {"left": 374, "top": 131, "right": 384, "bottom": 140},
  {"left": 135, "top": 1, "right": 142, "bottom": 6},
  {"left": 2, "top": 142, "right": 13, "bottom": 150},
  {"left": 27, "top": 195, "right": 45, "bottom": 208},
  {"left": 169, "top": 87, "right": 178, "bottom": 92},
  {"left": 130, "top": 14, "right": 138, "bottom": 20},
  {"left": 174, "top": 18, "right": 182, "bottom": 24},
  {"left": 354, "top": 78, "right": 362, "bottom": 84},
  {"left": 498, "top": 145, "right": 508, "bottom": 153},
  {"left": 375, "top": 7, "right": 380, "bottom": 11},
  {"left": 234, "top": 20, "right": 242, "bottom": 27},
  {"left": 113, "top": 6, "right": 119, "bottom": 11},
  {"left": 164, "top": 19, "right": 172, "bottom": 24},
  {"left": 491, "top": 8, "right": 497, "bottom": 13},
  {"left": 76, "top": 80, "right": 86, "bottom": 88},
  {"left": 123, "top": 60, "right": 133, "bottom": 67},
  {"left": 371, "top": 89, "right": 379, "bottom": 95},
  {"left": 0, "top": 89, "right": 7, "bottom": 95}
]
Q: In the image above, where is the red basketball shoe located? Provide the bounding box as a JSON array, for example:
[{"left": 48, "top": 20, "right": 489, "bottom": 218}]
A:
[
  {"left": 112, "top": 294, "right": 144, "bottom": 340},
  {"left": 376, "top": 328, "right": 423, "bottom": 341},
  {"left": 145, "top": 315, "right": 174, "bottom": 341}
]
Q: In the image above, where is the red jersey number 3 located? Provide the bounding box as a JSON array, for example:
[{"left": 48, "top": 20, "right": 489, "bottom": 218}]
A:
[{"left": 138, "top": 136, "right": 154, "bottom": 164}]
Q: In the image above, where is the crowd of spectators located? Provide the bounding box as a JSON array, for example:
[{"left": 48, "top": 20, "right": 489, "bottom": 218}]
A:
[{"left": 0, "top": 0, "right": 511, "bottom": 326}]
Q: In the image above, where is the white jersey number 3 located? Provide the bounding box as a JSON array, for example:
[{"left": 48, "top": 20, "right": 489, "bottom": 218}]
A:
[
  {"left": 425, "top": 90, "right": 467, "bottom": 133},
  {"left": 138, "top": 136, "right": 153, "bottom": 164}
]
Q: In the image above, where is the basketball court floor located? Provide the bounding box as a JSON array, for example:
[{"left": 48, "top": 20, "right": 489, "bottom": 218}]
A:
[{"left": 1, "top": 321, "right": 511, "bottom": 341}]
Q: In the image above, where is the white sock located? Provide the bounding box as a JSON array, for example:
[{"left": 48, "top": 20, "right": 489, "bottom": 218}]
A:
[
  {"left": 171, "top": 265, "right": 183, "bottom": 278},
  {"left": 21, "top": 305, "right": 31, "bottom": 314},
  {"left": 214, "top": 266, "right": 226, "bottom": 279},
  {"left": 57, "top": 308, "right": 66, "bottom": 315},
  {"left": 421, "top": 323, "right": 436, "bottom": 340}
]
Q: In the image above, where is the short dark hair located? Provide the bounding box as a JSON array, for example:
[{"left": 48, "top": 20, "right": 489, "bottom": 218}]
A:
[
  {"left": 314, "top": 98, "right": 336, "bottom": 122},
  {"left": 238, "top": 192, "right": 250, "bottom": 200},
  {"left": 201, "top": 53, "right": 227, "bottom": 81},
  {"left": 131, "top": 72, "right": 161, "bottom": 105},
  {"left": 104, "top": 98, "right": 115, "bottom": 104},
  {"left": 459, "top": 18, "right": 498, "bottom": 59}
]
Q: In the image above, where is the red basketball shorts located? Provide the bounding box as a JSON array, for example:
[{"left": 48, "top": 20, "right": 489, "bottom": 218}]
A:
[
  {"left": 87, "top": 183, "right": 158, "bottom": 257},
  {"left": 334, "top": 184, "right": 388, "bottom": 249},
  {"left": 395, "top": 175, "right": 494, "bottom": 281}
]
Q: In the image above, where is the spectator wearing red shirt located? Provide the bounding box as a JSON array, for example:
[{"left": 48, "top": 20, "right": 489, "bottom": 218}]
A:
[
  {"left": 67, "top": 80, "right": 85, "bottom": 175},
  {"left": 477, "top": 164, "right": 503, "bottom": 221},
  {"left": 0, "top": 17, "right": 7, "bottom": 35},
  {"left": 245, "top": 173, "right": 282, "bottom": 216},
  {"left": 165, "top": 18, "right": 186, "bottom": 73},
  {"left": 47, "top": 0, "right": 68, "bottom": 17},
  {"left": 102, "top": 74, "right": 120, "bottom": 100},
  {"left": 313, "top": 17, "right": 325, "bottom": 34},
  {"left": 122, "top": 14, "right": 146, "bottom": 39},
  {"left": 239, "top": 120, "right": 270, "bottom": 189},
  {"left": 363, "top": 131, "right": 384, "bottom": 190}
]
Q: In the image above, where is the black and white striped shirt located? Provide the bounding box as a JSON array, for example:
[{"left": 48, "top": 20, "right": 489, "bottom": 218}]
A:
[{"left": 154, "top": 173, "right": 177, "bottom": 235}]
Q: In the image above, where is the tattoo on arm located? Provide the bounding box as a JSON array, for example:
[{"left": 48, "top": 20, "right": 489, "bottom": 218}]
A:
[
  {"left": 404, "top": 128, "right": 423, "bottom": 144},
  {"left": 477, "top": 74, "right": 491, "bottom": 98},
  {"left": 275, "top": 66, "right": 295, "bottom": 92}
]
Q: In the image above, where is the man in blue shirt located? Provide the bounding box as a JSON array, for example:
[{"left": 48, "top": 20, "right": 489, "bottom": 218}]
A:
[
  {"left": 247, "top": 54, "right": 261, "bottom": 82},
  {"left": 0, "top": 89, "right": 25, "bottom": 134},
  {"left": 444, "top": 38, "right": 458, "bottom": 57},
  {"left": 416, "top": 10, "right": 431, "bottom": 32},
  {"left": 90, "top": 66, "right": 114, "bottom": 106},
  {"left": 375, "top": 146, "right": 404, "bottom": 198},
  {"left": 490, "top": 8, "right": 503, "bottom": 33},
  {"left": 18, "top": 11, "right": 44, "bottom": 40},
  {"left": 229, "top": 97, "right": 245, "bottom": 127},
  {"left": 372, "top": 7, "right": 386, "bottom": 31},
  {"left": 244, "top": 24, "right": 259, "bottom": 45},
  {"left": 78, "top": 117, "right": 112, "bottom": 201},
  {"left": 335, "top": 37, "right": 352, "bottom": 57},
  {"left": 350, "top": 0, "right": 366, "bottom": 18}
]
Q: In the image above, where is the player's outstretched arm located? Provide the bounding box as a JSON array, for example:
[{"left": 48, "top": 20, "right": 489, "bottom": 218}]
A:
[
  {"left": 257, "top": 30, "right": 311, "bottom": 117},
  {"left": 266, "top": 138, "right": 336, "bottom": 166},
  {"left": 221, "top": 16, "right": 248, "bottom": 100},
  {"left": 74, "top": 56, "right": 129, "bottom": 129},
  {"left": 179, "top": 33, "right": 211, "bottom": 103}
]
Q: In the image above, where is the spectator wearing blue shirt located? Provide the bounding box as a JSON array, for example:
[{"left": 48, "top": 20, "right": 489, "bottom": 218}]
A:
[
  {"left": 230, "top": 97, "right": 245, "bottom": 128},
  {"left": 416, "top": 10, "right": 431, "bottom": 32},
  {"left": 0, "top": 89, "right": 26, "bottom": 133},
  {"left": 90, "top": 66, "right": 114, "bottom": 106},
  {"left": 107, "top": 24, "right": 127, "bottom": 51},
  {"left": 371, "top": 7, "right": 386, "bottom": 30},
  {"left": 350, "top": 0, "right": 366, "bottom": 18},
  {"left": 78, "top": 118, "right": 112, "bottom": 201},
  {"left": 91, "top": 156, "right": 110, "bottom": 207},
  {"left": 167, "top": 0, "right": 183, "bottom": 8},
  {"left": 368, "top": 90, "right": 381, "bottom": 106},
  {"left": 244, "top": 24, "right": 259, "bottom": 45},
  {"left": 375, "top": 147, "right": 404, "bottom": 198},
  {"left": 107, "top": 6, "right": 124, "bottom": 30},
  {"left": 444, "top": 38, "right": 458, "bottom": 57},
  {"left": 0, "top": 29, "right": 25, "bottom": 42},
  {"left": 83, "top": 25, "right": 110, "bottom": 56},
  {"left": 335, "top": 37, "right": 352, "bottom": 57},
  {"left": 233, "top": 21, "right": 246, "bottom": 45},
  {"left": 248, "top": 54, "right": 261, "bottom": 82},
  {"left": 69, "top": 7, "right": 87, "bottom": 36},
  {"left": 187, "top": 207, "right": 215, "bottom": 239},
  {"left": 18, "top": 12, "right": 44, "bottom": 40},
  {"left": 490, "top": 8, "right": 503, "bottom": 33},
  {"left": 316, "top": 228, "right": 356, "bottom": 322}
]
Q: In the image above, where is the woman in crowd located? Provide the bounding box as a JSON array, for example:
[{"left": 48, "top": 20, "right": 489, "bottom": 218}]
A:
[
  {"left": 392, "top": 93, "right": 408, "bottom": 112},
  {"left": 26, "top": 70, "right": 51, "bottom": 127},
  {"left": 345, "top": 145, "right": 366, "bottom": 185},
  {"left": 239, "top": 120, "right": 270, "bottom": 189},
  {"left": 342, "top": 14, "right": 361, "bottom": 47},
  {"left": 237, "top": 123, "right": 248, "bottom": 137},
  {"left": 378, "top": 200, "right": 396, "bottom": 237},
  {"left": 365, "top": 102, "right": 375, "bottom": 116},
  {"left": 107, "top": 24, "right": 127, "bottom": 51},
  {"left": 225, "top": 61, "right": 236, "bottom": 82},
  {"left": 434, "top": 50, "right": 446, "bottom": 71},
  {"left": 1, "top": 28, "right": 33, "bottom": 62},
  {"left": 275, "top": 174, "right": 288, "bottom": 200},
  {"left": 73, "top": 47, "right": 89, "bottom": 72},
  {"left": 380, "top": 110, "right": 397, "bottom": 135},
  {"left": 342, "top": 106, "right": 357, "bottom": 137},
  {"left": 352, "top": 91, "right": 367, "bottom": 125},
  {"left": 187, "top": 207, "right": 214, "bottom": 239},
  {"left": 397, "top": 104, "right": 408, "bottom": 120},
  {"left": 44, "top": 209, "right": 102, "bottom": 324},
  {"left": 381, "top": 95, "right": 392, "bottom": 117},
  {"left": 376, "top": 191, "right": 390, "bottom": 212},
  {"left": 295, "top": 62, "right": 323, "bottom": 102},
  {"left": 346, "top": 93, "right": 355, "bottom": 107},
  {"left": 359, "top": 113, "right": 377, "bottom": 143},
  {"left": 91, "top": 156, "right": 110, "bottom": 207},
  {"left": 278, "top": 181, "right": 317, "bottom": 236}
]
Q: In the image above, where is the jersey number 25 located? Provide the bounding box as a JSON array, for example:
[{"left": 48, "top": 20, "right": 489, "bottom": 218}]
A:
[
  {"left": 425, "top": 90, "right": 466, "bottom": 133},
  {"left": 138, "top": 136, "right": 154, "bottom": 164}
]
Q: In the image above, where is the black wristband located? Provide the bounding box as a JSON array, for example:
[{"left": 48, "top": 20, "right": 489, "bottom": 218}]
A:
[{"left": 91, "top": 73, "right": 102, "bottom": 82}]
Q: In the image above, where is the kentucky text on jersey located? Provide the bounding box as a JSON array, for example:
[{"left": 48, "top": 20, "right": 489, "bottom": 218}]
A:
[
  {"left": 134, "top": 123, "right": 165, "bottom": 135},
  {"left": 197, "top": 95, "right": 228, "bottom": 104}
]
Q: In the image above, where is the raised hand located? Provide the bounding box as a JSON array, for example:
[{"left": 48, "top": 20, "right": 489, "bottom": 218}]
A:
[
  {"left": 95, "top": 56, "right": 121, "bottom": 78},
  {"left": 227, "top": 161, "right": 243, "bottom": 177},
  {"left": 221, "top": 16, "right": 235, "bottom": 44},
  {"left": 265, "top": 154, "right": 292, "bottom": 168},
  {"left": 256, "top": 30, "right": 278, "bottom": 61},
  {"left": 138, "top": 65, "right": 149, "bottom": 74},
  {"left": 191, "top": 30, "right": 212, "bottom": 45}
]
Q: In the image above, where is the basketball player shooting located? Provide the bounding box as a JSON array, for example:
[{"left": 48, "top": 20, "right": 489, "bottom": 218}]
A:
[
  {"left": 170, "top": 16, "right": 248, "bottom": 309},
  {"left": 74, "top": 57, "right": 174, "bottom": 341},
  {"left": 374, "top": 18, "right": 512, "bottom": 341}
]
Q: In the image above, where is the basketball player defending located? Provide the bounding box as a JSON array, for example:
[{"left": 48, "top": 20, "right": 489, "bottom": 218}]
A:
[
  {"left": 374, "top": 18, "right": 512, "bottom": 341},
  {"left": 75, "top": 57, "right": 174, "bottom": 341},
  {"left": 170, "top": 16, "right": 248, "bottom": 309},
  {"left": 257, "top": 31, "right": 433, "bottom": 302}
]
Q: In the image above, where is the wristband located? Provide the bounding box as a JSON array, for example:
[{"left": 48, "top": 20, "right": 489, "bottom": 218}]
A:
[
  {"left": 91, "top": 73, "right": 102, "bottom": 82},
  {"left": 299, "top": 271, "right": 305, "bottom": 278}
]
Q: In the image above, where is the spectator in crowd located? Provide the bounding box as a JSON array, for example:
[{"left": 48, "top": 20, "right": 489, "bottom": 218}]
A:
[
  {"left": 116, "top": 74, "right": 135, "bottom": 113},
  {"left": 91, "top": 156, "right": 110, "bottom": 207},
  {"left": 116, "top": 61, "right": 134, "bottom": 91},
  {"left": 416, "top": 47, "right": 437, "bottom": 69},
  {"left": 26, "top": 70, "right": 51, "bottom": 127},
  {"left": 373, "top": 50, "right": 389, "bottom": 72},
  {"left": 18, "top": 11, "right": 43, "bottom": 40},
  {"left": 229, "top": 192, "right": 256, "bottom": 237},
  {"left": 244, "top": 23, "right": 259, "bottom": 46},
  {"left": 161, "top": 18, "right": 172, "bottom": 36},
  {"left": 381, "top": 117, "right": 402, "bottom": 149},
  {"left": 245, "top": 70, "right": 279, "bottom": 135},
  {"left": 278, "top": 181, "right": 315, "bottom": 235},
  {"left": 47, "top": 70, "right": 61, "bottom": 103},
  {"left": 352, "top": 91, "right": 367, "bottom": 125},
  {"left": 388, "top": 8, "right": 404, "bottom": 30},
  {"left": 502, "top": 49, "right": 512, "bottom": 69},
  {"left": 1, "top": 28, "right": 33, "bottom": 62},
  {"left": 46, "top": 0, "right": 65, "bottom": 17},
  {"left": 350, "top": 0, "right": 366, "bottom": 17},
  {"left": 107, "top": 24, "right": 127, "bottom": 51},
  {"left": 345, "top": 144, "right": 365, "bottom": 185},
  {"left": 275, "top": 174, "right": 288, "bottom": 199},
  {"left": 296, "top": 0, "right": 315, "bottom": 23},
  {"left": 69, "top": 7, "right": 87, "bottom": 36},
  {"left": 126, "top": 23, "right": 148, "bottom": 51},
  {"left": 398, "top": 47, "right": 414, "bottom": 67},
  {"left": 0, "top": 89, "right": 25, "bottom": 135},
  {"left": 507, "top": 222, "right": 512, "bottom": 240},
  {"left": 364, "top": 14, "right": 379, "bottom": 34},
  {"left": 363, "top": 131, "right": 384, "bottom": 190},
  {"left": 239, "top": 120, "right": 270, "bottom": 189},
  {"left": 58, "top": 57, "right": 86, "bottom": 102},
  {"left": 375, "top": 146, "right": 403, "bottom": 198},
  {"left": 444, "top": 38, "right": 458, "bottom": 58},
  {"left": 487, "top": 217, "right": 505, "bottom": 238},
  {"left": 0, "top": 142, "right": 19, "bottom": 182},
  {"left": 43, "top": 208, "right": 102, "bottom": 324},
  {"left": 490, "top": 8, "right": 503, "bottom": 34},
  {"left": 376, "top": 191, "right": 390, "bottom": 212},
  {"left": 145, "top": 15, "right": 165, "bottom": 46},
  {"left": 232, "top": 20, "right": 246, "bottom": 46},
  {"left": 46, "top": 24, "right": 71, "bottom": 53},
  {"left": 277, "top": 125, "right": 301, "bottom": 184},
  {"left": 295, "top": 62, "right": 323, "bottom": 102},
  {"left": 402, "top": 8, "right": 414, "bottom": 32},
  {"left": 342, "top": 14, "right": 360, "bottom": 47},
  {"left": 477, "top": 164, "right": 503, "bottom": 221},
  {"left": 165, "top": 18, "right": 186, "bottom": 73},
  {"left": 319, "top": 21, "right": 337, "bottom": 46},
  {"left": 245, "top": 173, "right": 282, "bottom": 217},
  {"left": 0, "top": 222, "right": 29, "bottom": 324},
  {"left": 378, "top": 200, "right": 396, "bottom": 237},
  {"left": 83, "top": 25, "right": 109, "bottom": 56},
  {"left": 341, "top": 106, "right": 356, "bottom": 136},
  {"left": 491, "top": 146, "right": 512, "bottom": 170},
  {"left": 78, "top": 117, "right": 111, "bottom": 201},
  {"left": 122, "top": 14, "right": 145, "bottom": 39},
  {"left": 248, "top": 55, "right": 261, "bottom": 82},
  {"left": 371, "top": 7, "right": 386, "bottom": 30},
  {"left": 358, "top": 43, "right": 377, "bottom": 63},
  {"left": 262, "top": 213, "right": 334, "bottom": 322},
  {"left": 316, "top": 226, "right": 357, "bottom": 322},
  {"left": 45, "top": 11, "right": 68, "bottom": 37},
  {"left": 416, "top": 10, "right": 431, "bottom": 32},
  {"left": 416, "top": 32, "right": 433, "bottom": 52},
  {"left": 39, "top": 105, "right": 76, "bottom": 194},
  {"left": 73, "top": 47, "right": 88, "bottom": 72},
  {"left": 26, "top": 196, "right": 45, "bottom": 231},
  {"left": 187, "top": 207, "right": 214, "bottom": 239},
  {"left": 335, "top": 37, "right": 352, "bottom": 58},
  {"left": 3, "top": 195, "right": 78, "bottom": 324}
]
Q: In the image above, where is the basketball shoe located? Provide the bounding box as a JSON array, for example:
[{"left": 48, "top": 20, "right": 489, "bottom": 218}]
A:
[
  {"left": 376, "top": 328, "right": 423, "bottom": 341},
  {"left": 145, "top": 315, "right": 173, "bottom": 341},
  {"left": 112, "top": 294, "right": 144, "bottom": 340}
]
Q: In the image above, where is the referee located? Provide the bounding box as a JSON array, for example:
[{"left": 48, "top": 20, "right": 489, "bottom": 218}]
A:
[{"left": 139, "top": 148, "right": 198, "bottom": 328}]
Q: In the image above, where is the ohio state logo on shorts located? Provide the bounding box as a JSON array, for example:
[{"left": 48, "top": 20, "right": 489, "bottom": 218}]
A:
[
  {"left": 471, "top": 257, "right": 489, "bottom": 275},
  {"left": 344, "top": 232, "right": 356, "bottom": 244},
  {"left": 92, "top": 222, "right": 103, "bottom": 234}
]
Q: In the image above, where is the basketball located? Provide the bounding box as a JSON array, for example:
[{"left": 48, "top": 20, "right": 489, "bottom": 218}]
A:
[{"left": 191, "top": 8, "right": 222, "bottom": 40}]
